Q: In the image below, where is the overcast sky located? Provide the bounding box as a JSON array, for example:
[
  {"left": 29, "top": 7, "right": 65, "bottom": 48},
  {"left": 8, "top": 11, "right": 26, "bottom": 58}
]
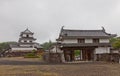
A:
[{"left": 0, "top": 0, "right": 120, "bottom": 43}]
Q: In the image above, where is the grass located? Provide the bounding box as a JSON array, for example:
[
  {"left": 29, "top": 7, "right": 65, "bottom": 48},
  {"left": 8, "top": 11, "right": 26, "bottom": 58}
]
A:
[
  {"left": 24, "top": 53, "right": 39, "bottom": 58},
  {"left": 0, "top": 57, "right": 120, "bottom": 76},
  {"left": 0, "top": 57, "right": 58, "bottom": 76},
  {"left": 0, "top": 65, "right": 58, "bottom": 76}
]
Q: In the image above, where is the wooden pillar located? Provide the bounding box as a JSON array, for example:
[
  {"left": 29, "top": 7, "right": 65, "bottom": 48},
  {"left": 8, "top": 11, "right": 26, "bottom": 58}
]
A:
[
  {"left": 81, "top": 50, "right": 83, "bottom": 60},
  {"left": 82, "top": 50, "right": 85, "bottom": 61},
  {"left": 85, "top": 50, "right": 88, "bottom": 61},
  {"left": 63, "top": 50, "right": 66, "bottom": 61},
  {"left": 71, "top": 50, "right": 75, "bottom": 61}
]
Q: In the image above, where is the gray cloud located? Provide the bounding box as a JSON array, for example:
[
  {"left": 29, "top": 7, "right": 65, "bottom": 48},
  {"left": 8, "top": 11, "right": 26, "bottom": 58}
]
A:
[{"left": 0, "top": 0, "right": 120, "bottom": 43}]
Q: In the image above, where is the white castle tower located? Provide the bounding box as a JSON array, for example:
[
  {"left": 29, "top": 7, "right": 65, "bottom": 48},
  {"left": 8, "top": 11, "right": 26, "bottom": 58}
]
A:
[
  {"left": 19, "top": 28, "right": 36, "bottom": 48},
  {"left": 10, "top": 28, "right": 42, "bottom": 52}
]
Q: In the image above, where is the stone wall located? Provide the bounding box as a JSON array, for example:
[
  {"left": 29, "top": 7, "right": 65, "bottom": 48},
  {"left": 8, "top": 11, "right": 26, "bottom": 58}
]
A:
[
  {"left": 43, "top": 53, "right": 62, "bottom": 63},
  {"left": 95, "top": 53, "right": 120, "bottom": 63},
  {"left": 49, "top": 53, "right": 62, "bottom": 63},
  {"left": 43, "top": 52, "right": 49, "bottom": 62},
  {"left": 96, "top": 54, "right": 111, "bottom": 61},
  {"left": 110, "top": 54, "right": 120, "bottom": 63},
  {"left": 6, "top": 52, "right": 33, "bottom": 57}
]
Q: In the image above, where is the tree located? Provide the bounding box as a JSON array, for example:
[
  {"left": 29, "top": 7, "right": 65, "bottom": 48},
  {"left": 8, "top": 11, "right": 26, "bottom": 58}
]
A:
[
  {"left": 0, "top": 42, "right": 17, "bottom": 51},
  {"left": 74, "top": 50, "right": 81, "bottom": 56},
  {"left": 111, "top": 37, "right": 120, "bottom": 49},
  {"left": 41, "top": 40, "right": 53, "bottom": 50}
]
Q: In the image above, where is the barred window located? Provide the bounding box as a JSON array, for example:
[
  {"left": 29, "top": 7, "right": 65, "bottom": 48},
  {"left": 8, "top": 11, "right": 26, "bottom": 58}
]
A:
[
  {"left": 78, "top": 39, "right": 85, "bottom": 43},
  {"left": 93, "top": 39, "right": 99, "bottom": 43}
]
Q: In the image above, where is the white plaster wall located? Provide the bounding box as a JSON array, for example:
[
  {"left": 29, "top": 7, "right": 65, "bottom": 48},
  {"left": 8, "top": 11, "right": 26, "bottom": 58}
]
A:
[
  {"left": 21, "top": 40, "right": 33, "bottom": 43},
  {"left": 85, "top": 39, "right": 92, "bottom": 43},
  {"left": 50, "top": 47, "right": 56, "bottom": 53},
  {"left": 22, "top": 34, "right": 33, "bottom": 37},
  {"left": 85, "top": 38, "right": 110, "bottom": 43},
  {"left": 62, "top": 38, "right": 110, "bottom": 44},
  {"left": 61, "top": 53, "right": 65, "bottom": 62},
  {"left": 112, "top": 50, "right": 119, "bottom": 53},
  {"left": 27, "top": 40, "right": 30, "bottom": 42},
  {"left": 100, "top": 39, "right": 109, "bottom": 43},
  {"left": 20, "top": 44, "right": 33, "bottom": 47},
  {"left": 23, "top": 34, "right": 26, "bottom": 37},
  {"left": 62, "top": 39, "right": 77, "bottom": 43},
  {"left": 95, "top": 47, "right": 110, "bottom": 54},
  {"left": 50, "top": 46, "right": 62, "bottom": 53},
  {"left": 21, "top": 40, "right": 24, "bottom": 42},
  {"left": 29, "top": 34, "right": 33, "bottom": 37},
  {"left": 11, "top": 47, "right": 36, "bottom": 51}
]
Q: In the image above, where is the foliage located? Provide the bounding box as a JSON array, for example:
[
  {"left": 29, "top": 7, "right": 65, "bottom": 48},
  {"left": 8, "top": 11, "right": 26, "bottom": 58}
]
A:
[
  {"left": 110, "top": 37, "right": 120, "bottom": 49},
  {"left": 24, "top": 53, "right": 39, "bottom": 58},
  {"left": 24, "top": 50, "right": 39, "bottom": 58},
  {"left": 0, "top": 41, "right": 17, "bottom": 51},
  {"left": 41, "top": 40, "right": 53, "bottom": 50},
  {"left": 74, "top": 50, "right": 81, "bottom": 56},
  {"left": 32, "top": 49, "right": 37, "bottom": 53},
  {"left": 110, "top": 38, "right": 118, "bottom": 44}
]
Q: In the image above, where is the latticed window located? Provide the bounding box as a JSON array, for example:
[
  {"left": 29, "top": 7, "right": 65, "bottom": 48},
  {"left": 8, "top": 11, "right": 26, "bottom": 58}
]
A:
[
  {"left": 24, "top": 40, "right": 27, "bottom": 42},
  {"left": 29, "top": 41, "right": 32, "bottom": 43},
  {"left": 26, "top": 34, "right": 29, "bottom": 37},
  {"left": 93, "top": 38, "right": 99, "bottom": 43},
  {"left": 78, "top": 39, "right": 85, "bottom": 43}
]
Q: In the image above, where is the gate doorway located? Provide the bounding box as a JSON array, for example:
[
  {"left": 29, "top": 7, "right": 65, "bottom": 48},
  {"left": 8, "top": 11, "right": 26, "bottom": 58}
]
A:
[
  {"left": 64, "top": 50, "right": 74, "bottom": 62},
  {"left": 63, "top": 48, "right": 94, "bottom": 62},
  {"left": 82, "top": 50, "right": 94, "bottom": 61},
  {"left": 74, "top": 50, "right": 82, "bottom": 61}
]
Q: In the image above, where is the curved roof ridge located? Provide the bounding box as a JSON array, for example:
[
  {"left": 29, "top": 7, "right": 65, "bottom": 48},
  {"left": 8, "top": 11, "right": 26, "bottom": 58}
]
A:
[
  {"left": 60, "top": 28, "right": 116, "bottom": 37},
  {"left": 21, "top": 28, "right": 34, "bottom": 34},
  {"left": 63, "top": 29, "right": 103, "bottom": 32}
]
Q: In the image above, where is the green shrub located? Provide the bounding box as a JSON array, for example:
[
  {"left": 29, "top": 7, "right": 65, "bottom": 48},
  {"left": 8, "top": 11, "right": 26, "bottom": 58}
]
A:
[{"left": 24, "top": 53, "right": 39, "bottom": 58}]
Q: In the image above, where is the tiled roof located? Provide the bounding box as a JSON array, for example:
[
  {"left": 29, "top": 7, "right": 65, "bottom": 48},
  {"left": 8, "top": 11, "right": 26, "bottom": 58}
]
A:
[
  {"left": 10, "top": 43, "right": 43, "bottom": 49},
  {"left": 19, "top": 42, "right": 35, "bottom": 45},
  {"left": 34, "top": 43, "right": 43, "bottom": 48},
  {"left": 21, "top": 28, "right": 34, "bottom": 34},
  {"left": 19, "top": 37, "right": 36, "bottom": 40},
  {"left": 60, "top": 29, "right": 116, "bottom": 38}
]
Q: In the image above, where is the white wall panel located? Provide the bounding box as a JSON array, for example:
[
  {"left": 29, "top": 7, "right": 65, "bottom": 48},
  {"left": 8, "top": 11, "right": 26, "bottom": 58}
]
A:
[
  {"left": 11, "top": 47, "right": 36, "bottom": 51},
  {"left": 100, "top": 39, "right": 109, "bottom": 43},
  {"left": 95, "top": 47, "right": 110, "bottom": 54},
  {"left": 85, "top": 39, "right": 92, "bottom": 43},
  {"left": 62, "top": 39, "right": 77, "bottom": 43}
]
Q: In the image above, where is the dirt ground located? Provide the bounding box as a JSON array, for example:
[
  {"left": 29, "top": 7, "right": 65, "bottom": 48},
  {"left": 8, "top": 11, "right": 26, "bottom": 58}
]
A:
[{"left": 0, "top": 57, "right": 120, "bottom": 76}]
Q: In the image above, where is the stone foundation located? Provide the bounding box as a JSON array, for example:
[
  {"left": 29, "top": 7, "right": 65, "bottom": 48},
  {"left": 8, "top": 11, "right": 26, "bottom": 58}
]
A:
[
  {"left": 95, "top": 53, "right": 120, "bottom": 63},
  {"left": 43, "top": 53, "right": 62, "bottom": 63}
]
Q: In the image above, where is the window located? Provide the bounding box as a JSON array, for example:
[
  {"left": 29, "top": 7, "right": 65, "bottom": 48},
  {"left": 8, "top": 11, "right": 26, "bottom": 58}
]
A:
[
  {"left": 78, "top": 39, "right": 85, "bottom": 43},
  {"left": 93, "top": 38, "right": 99, "bottom": 43},
  {"left": 30, "top": 46, "right": 33, "bottom": 47},
  {"left": 26, "top": 34, "right": 29, "bottom": 37},
  {"left": 29, "top": 41, "right": 32, "bottom": 43},
  {"left": 24, "top": 40, "right": 27, "bottom": 42}
]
